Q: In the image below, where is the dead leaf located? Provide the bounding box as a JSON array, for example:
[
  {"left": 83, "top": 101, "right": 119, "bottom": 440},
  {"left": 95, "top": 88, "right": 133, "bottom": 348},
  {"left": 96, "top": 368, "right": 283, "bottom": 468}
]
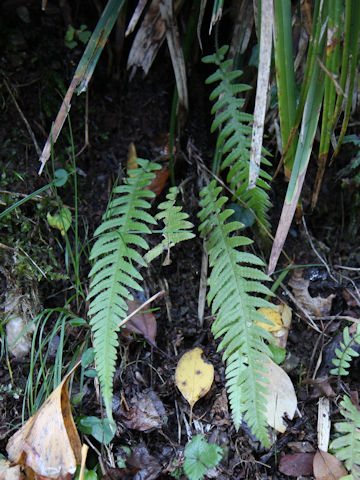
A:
[
  {"left": 126, "top": 0, "right": 183, "bottom": 78},
  {"left": 287, "top": 441, "right": 315, "bottom": 453},
  {"left": 7, "top": 367, "right": 82, "bottom": 479},
  {"left": 288, "top": 269, "right": 335, "bottom": 317},
  {"left": 279, "top": 453, "right": 314, "bottom": 476},
  {"left": 210, "top": 388, "right": 231, "bottom": 426},
  {"left": 256, "top": 307, "right": 283, "bottom": 332},
  {"left": 118, "top": 390, "right": 166, "bottom": 431},
  {"left": 303, "top": 377, "right": 336, "bottom": 399},
  {"left": 261, "top": 357, "right": 297, "bottom": 432},
  {"left": 126, "top": 442, "right": 162, "bottom": 479},
  {"left": 144, "top": 165, "right": 170, "bottom": 197},
  {"left": 123, "top": 299, "right": 157, "bottom": 347},
  {"left": 256, "top": 304, "right": 292, "bottom": 349},
  {"left": 175, "top": 348, "right": 214, "bottom": 407},
  {"left": 0, "top": 459, "right": 24, "bottom": 480},
  {"left": 313, "top": 449, "right": 347, "bottom": 480}
]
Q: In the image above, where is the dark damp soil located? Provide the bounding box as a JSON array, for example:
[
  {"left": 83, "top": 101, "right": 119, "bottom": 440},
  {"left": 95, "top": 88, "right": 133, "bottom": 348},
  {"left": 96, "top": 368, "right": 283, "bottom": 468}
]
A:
[{"left": 1, "top": 3, "right": 360, "bottom": 479}]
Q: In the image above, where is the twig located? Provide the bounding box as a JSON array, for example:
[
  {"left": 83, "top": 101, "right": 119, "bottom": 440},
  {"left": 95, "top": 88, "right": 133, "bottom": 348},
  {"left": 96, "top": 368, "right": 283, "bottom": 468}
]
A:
[
  {"left": 118, "top": 290, "right": 165, "bottom": 328},
  {"left": 280, "top": 281, "right": 322, "bottom": 333},
  {"left": 3, "top": 78, "right": 42, "bottom": 156}
]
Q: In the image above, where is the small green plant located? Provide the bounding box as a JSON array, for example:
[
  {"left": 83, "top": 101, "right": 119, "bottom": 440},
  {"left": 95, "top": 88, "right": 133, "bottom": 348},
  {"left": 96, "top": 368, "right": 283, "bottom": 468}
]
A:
[
  {"left": 183, "top": 435, "right": 223, "bottom": 480},
  {"left": 330, "top": 323, "right": 360, "bottom": 478},
  {"left": 65, "top": 25, "right": 91, "bottom": 49},
  {"left": 331, "top": 324, "right": 360, "bottom": 377}
]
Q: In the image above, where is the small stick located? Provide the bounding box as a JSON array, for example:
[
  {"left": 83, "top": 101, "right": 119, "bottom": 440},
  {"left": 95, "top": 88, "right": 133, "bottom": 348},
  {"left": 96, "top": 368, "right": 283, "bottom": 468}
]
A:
[
  {"left": 3, "top": 78, "right": 42, "bottom": 156},
  {"left": 118, "top": 290, "right": 165, "bottom": 328}
]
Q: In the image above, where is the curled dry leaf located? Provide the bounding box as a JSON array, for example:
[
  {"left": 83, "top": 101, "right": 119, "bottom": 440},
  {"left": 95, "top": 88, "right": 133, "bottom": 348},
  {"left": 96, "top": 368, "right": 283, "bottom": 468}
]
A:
[
  {"left": 289, "top": 269, "right": 335, "bottom": 317},
  {"left": 6, "top": 367, "right": 81, "bottom": 479},
  {"left": 175, "top": 348, "right": 214, "bottom": 407},
  {"left": 261, "top": 357, "right": 297, "bottom": 433},
  {"left": 144, "top": 165, "right": 170, "bottom": 197},
  {"left": 313, "top": 449, "right": 347, "bottom": 480},
  {"left": 118, "top": 390, "right": 166, "bottom": 431},
  {"left": 123, "top": 299, "right": 157, "bottom": 347}
]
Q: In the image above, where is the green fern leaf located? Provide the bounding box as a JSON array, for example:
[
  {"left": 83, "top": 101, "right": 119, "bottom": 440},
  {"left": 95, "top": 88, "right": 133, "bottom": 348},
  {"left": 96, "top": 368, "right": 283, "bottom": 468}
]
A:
[
  {"left": 145, "top": 186, "right": 195, "bottom": 264},
  {"left": 198, "top": 180, "right": 274, "bottom": 447},
  {"left": 87, "top": 159, "right": 160, "bottom": 422},
  {"left": 331, "top": 395, "right": 360, "bottom": 479},
  {"left": 331, "top": 324, "right": 360, "bottom": 376},
  {"left": 202, "top": 45, "right": 271, "bottom": 230}
]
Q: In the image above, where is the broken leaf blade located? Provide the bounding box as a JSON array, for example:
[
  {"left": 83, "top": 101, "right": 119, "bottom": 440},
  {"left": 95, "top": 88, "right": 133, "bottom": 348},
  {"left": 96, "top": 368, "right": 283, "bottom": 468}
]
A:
[{"left": 175, "top": 348, "right": 214, "bottom": 407}]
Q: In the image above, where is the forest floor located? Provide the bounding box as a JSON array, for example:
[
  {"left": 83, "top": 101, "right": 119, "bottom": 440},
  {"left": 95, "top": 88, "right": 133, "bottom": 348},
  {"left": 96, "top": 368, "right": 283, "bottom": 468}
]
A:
[{"left": 1, "top": 3, "right": 360, "bottom": 480}]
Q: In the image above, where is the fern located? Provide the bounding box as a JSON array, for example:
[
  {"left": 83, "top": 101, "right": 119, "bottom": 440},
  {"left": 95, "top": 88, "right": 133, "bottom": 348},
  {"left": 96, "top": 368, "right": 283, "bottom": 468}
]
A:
[
  {"left": 330, "top": 395, "right": 360, "bottom": 480},
  {"left": 331, "top": 324, "right": 360, "bottom": 376},
  {"left": 87, "top": 159, "right": 160, "bottom": 423},
  {"left": 198, "top": 180, "right": 274, "bottom": 447},
  {"left": 144, "top": 186, "right": 195, "bottom": 264},
  {"left": 329, "top": 324, "right": 360, "bottom": 479},
  {"left": 202, "top": 45, "right": 272, "bottom": 230}
]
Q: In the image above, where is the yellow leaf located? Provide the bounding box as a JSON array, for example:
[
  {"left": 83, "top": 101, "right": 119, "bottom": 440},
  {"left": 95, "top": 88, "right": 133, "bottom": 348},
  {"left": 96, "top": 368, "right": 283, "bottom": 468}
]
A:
[
  {"left": 175, "top": 348, "right": 214, "bottom": 407},
  {"left": 256, "top": 307, "right": 283, "bottom": 332},
  {"left": 127, "top": 142, "right": 138, "bottom": 174}
]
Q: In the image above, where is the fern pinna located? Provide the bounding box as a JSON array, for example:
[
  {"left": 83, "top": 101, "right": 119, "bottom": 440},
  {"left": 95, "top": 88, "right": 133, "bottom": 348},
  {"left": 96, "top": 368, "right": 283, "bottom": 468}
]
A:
[
  {"left": 330, "top": 395, "right": 360, "bottom": 479},
  {"left": 87, "top": 159, "right": 160, "bottom": 423},
  {"left": 331, "top": 323, "right": 360, "bottom": 376},
  {"left": 202, "top": 45, "right": 272, "bottom": 230},
  {"left": 198, "top": 180, "right": 274, "bottom": 447}
]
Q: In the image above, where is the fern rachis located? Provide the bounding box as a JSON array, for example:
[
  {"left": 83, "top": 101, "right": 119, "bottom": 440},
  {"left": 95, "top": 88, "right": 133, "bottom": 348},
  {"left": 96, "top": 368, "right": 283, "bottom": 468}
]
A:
[
  {"left": 198, "top": 180, "right": 274, "bottom": 447},
  {"left": 87, "top": 159, "right": 160, "bottom": 423},
  {"left": 145, "top": 186, "right": 195, "bottom": 264},
  {"left": 202, "top": 45, "right": 272, "bottom": 230}
]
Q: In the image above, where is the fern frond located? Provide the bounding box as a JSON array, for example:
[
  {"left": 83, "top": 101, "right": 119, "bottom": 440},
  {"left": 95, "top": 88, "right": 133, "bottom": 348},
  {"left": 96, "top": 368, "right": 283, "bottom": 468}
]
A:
[
  {"left": 331, "top": 395, "right": 360, "bottom": 479},
  {"left": 145, "top": 186, "right": 195, "bottom": 264},
  {"left": 87, "top": 159, "right": 160, "bottom": 422},
  {"left": 331, "top": 324, "right": 360, "bottom": 376},
  {"left": 202, "top": 45, "right": 271, "bottom": 230},
  {"left": 198, "top": 180, "right": 274, "bottom": 447}
]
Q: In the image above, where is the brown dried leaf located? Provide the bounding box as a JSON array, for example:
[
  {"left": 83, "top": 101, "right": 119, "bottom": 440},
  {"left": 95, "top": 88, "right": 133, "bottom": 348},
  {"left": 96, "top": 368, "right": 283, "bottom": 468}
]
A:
[
  {"left": 287, "top": 441, "right": 316, "bottom": 453},
  {"left": 6, "top": 367, "right": 82, "bottom": 479},
  {"left": 289, "top": 269, "right": 335, "bottom": 317},
  {"left": 123, "top": 299, "right": 157, "bottom": 347},
  {"left": 303, "top": 376, "right": 336, "bottom": 398},
  {"left": 119, "top": 390, "right": 166, "bottom": 431},
  {"left": 313, "top": 449, "right": 347, "bottom": 480},
  {"left": 279, "top": 453, "right": 314, "bottom": 476},
  {"left": 210, "top": 388, "right": 231, "bottom": 426},
  {"left": 144, "top": 165, "right": 170, "bottom": 197}
]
